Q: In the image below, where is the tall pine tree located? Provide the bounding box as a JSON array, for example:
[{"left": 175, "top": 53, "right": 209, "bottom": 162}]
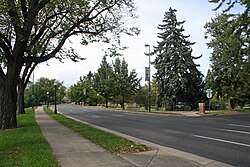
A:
[
  {"left": 112, "top": 57, "right": 141, "bottom": 109},
  {"left": 93, "top": 56, "right": 114, "bottom": 108},
  {"left": 153, "top": 8, "right": 204, "bottom": 110}
]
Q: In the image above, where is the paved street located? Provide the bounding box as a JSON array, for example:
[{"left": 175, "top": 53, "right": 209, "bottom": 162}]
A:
[{"left": 56, "top": 104, "right": 250, "bottom": 167}]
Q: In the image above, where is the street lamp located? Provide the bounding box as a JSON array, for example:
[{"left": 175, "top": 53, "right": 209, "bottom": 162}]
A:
[
  {"left": 54, "top": 83, "right": 57, "bottom": 114},
  {"left": 46, "top": 92, "right": 49, "bottom": 108},
  {"left": 83, "top": 88, "right": 86, "bottom": 106},
  {"left": 145, "top": 44, "right": 151, "bottom": 112}
]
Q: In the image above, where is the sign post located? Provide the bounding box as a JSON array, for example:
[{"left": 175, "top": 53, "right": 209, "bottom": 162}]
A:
[{"left": 206, "top": 89, "right": 212, "bottom": 111}]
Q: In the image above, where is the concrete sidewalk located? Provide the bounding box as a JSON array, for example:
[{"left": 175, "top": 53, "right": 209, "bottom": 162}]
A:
[{"left": 35, "top": 107, "right": 233, "bottom": 167}]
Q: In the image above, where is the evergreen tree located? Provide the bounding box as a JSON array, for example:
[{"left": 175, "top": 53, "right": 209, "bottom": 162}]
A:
[
  {"left": 112, "top": 57, "right": 141, "bottom": 109},
  {"left": 204, "top": 13, "right": 249, "bottom": 109},
  {"left": 153, "top": 8, "right": 204, "bottom": 110},
  {"left": 93, "top": 56, "right": 114, "bottom": 108},
  {"left": 205, "top": 1, "right": 250, "bottom": 109}
]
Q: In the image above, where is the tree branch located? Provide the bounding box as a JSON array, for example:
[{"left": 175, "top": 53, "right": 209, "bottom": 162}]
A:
[
  {"left": 24, "top": 62, "right": 37, "bottom": 88},
  {"left": 0, "top": 35, "right": 12, "bottom": 62},
  {"left": 30, "top": 11, "right": 69, "bottom": 47},
  {"left": 20, "top": 0, "right": 27, "bottom": 18},
  {"left": 23, "top": 55, "right": 52, "bottom": 63},
  {"left": 6, "top": 1, "right": 22, "bottom": 34},
  {"left": 0, "top": 66, "right": 5, "bottom": 78}
]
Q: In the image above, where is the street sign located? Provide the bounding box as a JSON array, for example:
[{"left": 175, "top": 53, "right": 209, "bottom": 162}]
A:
[{"left": 206, "top": 89, "right": 212, "bottom": 98}]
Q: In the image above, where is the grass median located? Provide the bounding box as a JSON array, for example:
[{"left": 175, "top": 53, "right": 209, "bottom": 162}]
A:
[
  {"left": 0, "top": 107, "right": 58, "bottom": 167},
  {"left": 44, "top": 107, "right": 150, "bottom": 153}
]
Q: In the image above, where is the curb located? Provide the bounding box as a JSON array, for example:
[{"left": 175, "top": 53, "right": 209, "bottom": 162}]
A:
[{"left": 58, "top": 111, "right": 234, "bottom": 167}]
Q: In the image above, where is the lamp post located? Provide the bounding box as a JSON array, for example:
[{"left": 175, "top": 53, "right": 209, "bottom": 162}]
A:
[
  {"left": 145, "top": 44, "right": 151, "bottom": 112},
  {"left": 83, "top": 88, "right": 86, "bottom": 106},
  {"left": 54, "top": 83, "right": 57, "bottom": 114},
  {"left": 46, "top": 92, "right": 49, "bottom": 108}
]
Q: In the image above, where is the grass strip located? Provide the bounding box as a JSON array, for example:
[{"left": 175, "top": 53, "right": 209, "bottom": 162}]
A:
[
  {"left": 44, "top": 107, "right": 149, "bottom": 153},
  {"left": 0, "top": 108, "right": 58, "bottom": 167},
  {"left": 205, "top": 109, "right": 250, "bottom": 115}
]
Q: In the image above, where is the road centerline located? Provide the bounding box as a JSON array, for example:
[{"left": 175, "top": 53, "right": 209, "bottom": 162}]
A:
[
  {"left": 222, "top": 129, "right": 250, "bottom": 135},
  {"left": 91, "top": 115, "right": 100, "bottom": 118},
  {"left": 193, "top": 135, "right": 250, "bottom": 148},
  {"left": 112, "top": 114, "right": 123, "bottom": 117},
  {"left": 228, "top": 124, "right": 250, "bottom": 128}
]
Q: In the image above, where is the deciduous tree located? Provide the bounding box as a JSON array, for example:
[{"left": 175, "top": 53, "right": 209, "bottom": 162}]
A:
[{"left": 0, "top": 0, "right": 138, "bottom": 129}]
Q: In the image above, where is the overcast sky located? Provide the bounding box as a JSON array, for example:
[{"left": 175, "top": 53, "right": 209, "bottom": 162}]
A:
[{"left": 34, "top": 1, "right": 224, "bottom": 87}]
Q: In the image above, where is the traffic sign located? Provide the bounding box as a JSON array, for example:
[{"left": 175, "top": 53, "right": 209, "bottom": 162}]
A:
[{"left": 206, "top": 89, "right": 212, "bottom": 98}]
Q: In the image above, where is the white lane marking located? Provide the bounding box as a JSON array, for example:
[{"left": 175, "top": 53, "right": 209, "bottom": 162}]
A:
[
  {"left": 91, "top": 115, "right": 100, "bottom": 118},
  {"left": 193, "top": 135, "right": 250, "bottom": 148},
  {"left": 124, "top": 113, "right": 140, "bottom": 116},
  {"left": 112, "top": 114, "right": 123, "bottom": 117},
  {"left": 228, "top": 124, "right": 250, "bottom": 128},
  {"left": 223, "top": 129, "right": 250, "bottom": 135}
]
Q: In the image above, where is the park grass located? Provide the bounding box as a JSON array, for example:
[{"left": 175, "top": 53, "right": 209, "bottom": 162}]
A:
[
  {"left": 0, "top": 107, "right": 58, "bottom": 167},
  {"left": 205, "top": 108, "right": 250, "bottom": 115},
  {"left": 235, "top": 108, "right": 250, "bottom": 112},
  {"left": 44, "top": 107, "right": 150, "bottom": 153}
]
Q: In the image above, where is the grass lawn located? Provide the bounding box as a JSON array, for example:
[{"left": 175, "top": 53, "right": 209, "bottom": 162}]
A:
[
  {"left": 44, "top": 107, "right": 150, "bottom": 153},
  {"left": 205, "top": 108, "right": 250, "bottom": 115},
  {"left": 0, "top": 108, "right": 58, "bottom": 167}
]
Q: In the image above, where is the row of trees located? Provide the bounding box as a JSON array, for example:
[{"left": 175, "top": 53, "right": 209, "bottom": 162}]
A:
[
  {"left": 24, "top": 78, "right": 66, "bottom": 107},
  {"left": 204, "top": 0, "right": 250, "bottom": 109},
  {"left": 67, "top": 56, "right": 141, "bottom": 109}
]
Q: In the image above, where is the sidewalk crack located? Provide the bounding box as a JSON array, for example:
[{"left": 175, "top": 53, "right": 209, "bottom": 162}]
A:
[{"left": 146, "top": 150, "right": 159, "bottom": 167}]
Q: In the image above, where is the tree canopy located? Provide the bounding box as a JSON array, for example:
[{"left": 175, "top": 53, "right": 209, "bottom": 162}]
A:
[
  {"left": 0, "top": 0, "right": 139, "bottom": 129},
  {"left": 112, "top": 57, "right": 141, "bottom": 109},
  {"left": 205, "top": 0, "right": 250, "bottom": 109},
  {"left": 24, "top": 77, "right": 66, "bottom": 107}
]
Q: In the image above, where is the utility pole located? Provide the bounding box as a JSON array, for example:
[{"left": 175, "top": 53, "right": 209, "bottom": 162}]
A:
[{"left": 145, "top": 44, "right": 151, "bottom": 112}]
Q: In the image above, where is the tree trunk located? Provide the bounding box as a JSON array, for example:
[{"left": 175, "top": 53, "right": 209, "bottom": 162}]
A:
[
  {"left": 0, "top": 78, "right": 17, "bottom": 129},
  {"left": 122, "top": 93, "right": 125, "bottom": 110},
  {"left": 17, "top": 82, "right": 25, "bottom": 114},
  {"left": 105, "top": 98, "right": 108, "bottom": 108},
  {"left": 228, "top": 98, "right": 232, "bottom": 110}
]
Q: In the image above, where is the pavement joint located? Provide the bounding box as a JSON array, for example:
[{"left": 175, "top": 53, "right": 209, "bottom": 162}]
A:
[{"left": 145, "top": 149, "right": 159, "bottom": 167}]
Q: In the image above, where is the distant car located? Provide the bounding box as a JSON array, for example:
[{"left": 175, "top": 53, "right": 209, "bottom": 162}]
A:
[{"left": 243, "top": 104, "right": 250, "bottom": 109}]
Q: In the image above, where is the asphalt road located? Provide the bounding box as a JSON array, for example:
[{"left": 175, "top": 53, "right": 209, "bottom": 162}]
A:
[{"left": 56, "top": 104, "right": 250, "bottom": 166}]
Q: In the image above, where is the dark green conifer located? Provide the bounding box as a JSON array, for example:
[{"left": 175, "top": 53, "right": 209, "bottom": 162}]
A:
[{"left": 153, "top": 8, "right": 204, "bottom": 110}]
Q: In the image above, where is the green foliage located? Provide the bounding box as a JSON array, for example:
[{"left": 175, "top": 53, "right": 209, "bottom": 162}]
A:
[
  {"left": 133, "top": 85, "right": 148, "bottom": 108},
  {"left": 67, "top": 71, "right": 101, "bottom": 105},
  {"left": 24, "top": 77, "right": 66, "bottom": 107},
  {"left": 112, "top": 57, "right": 141, "bottom": 109},
  {"left": 0, "top": 108, "right": 58, "bottom": 167},
  {"left": 153, "top": 8, "right": 205, "bottom": 110},
  {"left": 0, "top": 0, "right": 139, "bottom": 129},
  {"left": 0, "top": 0, "right": 139, "bottom": 63},
  {"left": 92, "top": 56, "right": 114, "bottom": 107},
  {"left": 67, "top": 56, "right": 141, "bottom": 108},
  {"left": 133, "top": 80, "right": 158, "bottom": 109},
  {"left": 205, "top": 0, "right": 250, "bottom": 109}
]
